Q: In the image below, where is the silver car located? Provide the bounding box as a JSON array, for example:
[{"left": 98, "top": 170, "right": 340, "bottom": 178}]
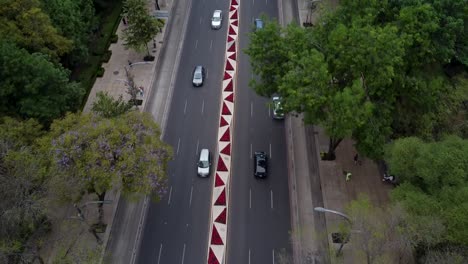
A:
[
  {"left": 211, "top": 10, "right": 222, "bottom": 29},
  {"left": 192, "top": 65, "right": 205, "bottom": 87},
  {"left": 272, "top": 96, "right": 284, "bottom": 119}
]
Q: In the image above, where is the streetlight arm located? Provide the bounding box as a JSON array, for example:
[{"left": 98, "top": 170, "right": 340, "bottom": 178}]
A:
[{"left": 314, "top": 207, "right": 352, "bottom": 224}]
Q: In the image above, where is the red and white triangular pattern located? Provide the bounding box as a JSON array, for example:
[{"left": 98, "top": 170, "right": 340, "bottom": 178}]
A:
[{"left": 207, "top": 0, "right": 239, "bottom": 263}]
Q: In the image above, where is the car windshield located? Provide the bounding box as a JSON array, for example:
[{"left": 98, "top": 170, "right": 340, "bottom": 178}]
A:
[
  {"left": 198, "top": 160, "right": 209, "bottom": 168},
  {"left": 213, "top": 15, "right": 221, "bottom": 21},
  {"left": 194, "top": 72, "right": 202, "bottom": 79}
]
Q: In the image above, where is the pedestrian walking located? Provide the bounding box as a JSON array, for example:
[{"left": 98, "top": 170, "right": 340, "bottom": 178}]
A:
[
  {"left": 345, "top": 172, "right": 352, "bottom": 181},
  {"left": 122, "top": 17, "right": 127, "bottom": 25},
  {"left": 354, "top": 153, "right": 359, "bottom": 165}
]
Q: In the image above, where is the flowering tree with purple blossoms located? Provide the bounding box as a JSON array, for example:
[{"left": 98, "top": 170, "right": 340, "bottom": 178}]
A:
[{"left": 40, "top": 111, "right": 172, "bottom": 225}]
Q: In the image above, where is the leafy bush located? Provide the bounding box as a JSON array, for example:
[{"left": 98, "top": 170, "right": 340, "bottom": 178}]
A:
[
  {"left": 102, "top": 50, "right": 112, "bottom": 63},
  {"left": 96, "top": 67, "right": 105, "bottom": 77},
  {"left": 110, "top": 34, "right": 119, "bottom": 43}
]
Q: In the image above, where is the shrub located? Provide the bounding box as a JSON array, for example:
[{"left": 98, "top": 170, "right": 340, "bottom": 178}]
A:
[
  {"left": 96, "top": 67, "right": 105, "bottom": 77},
  {"left": 110, "top": 34, "right": 119, "bottom": 43},
  {"left": 102, "top": 50, "right": 112, "bottom": 63}
]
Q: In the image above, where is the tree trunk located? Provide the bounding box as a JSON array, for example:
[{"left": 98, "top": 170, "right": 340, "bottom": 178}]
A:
[
  {"left": 97, "top": 191, "right": 106, "bottom": 226},
  {"left": 323, "top": 137, "right": 342, "bottom": 160},
  {"left": 155, "top": 0, "right": 160, "bottom": 10},
  {"left": 146, "top": 43, "right": 150, "bottom": 57}
]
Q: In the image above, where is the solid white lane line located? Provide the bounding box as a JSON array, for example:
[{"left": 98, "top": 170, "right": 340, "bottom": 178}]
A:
[
  {"left": 183, "top": 99, "right": 187, "bottom": 115},
  {"left": 168, "top": 186, "right": 173, "bottom": 205},
  {"left": 250, "top": 143, "right": 252, "bottom": 158},
  {"left": 199, "top": 17, "right": 202, "bottom": 24},
  {"left": 249, "top": 249, "right": 251, "bottom": 264},
  {"left": 270, "top": 143, "right": 272, "bottom": 158},
  {"left": 157, "top": 244, "right": 163, "bottom": 264},
  {"left": 176, "top": 138, "right": 181, "bottom": 155},
  {"left": 196, "top": 139, "right": 199, "bottom": 155},
  {"left": 201, "top": 100, "right": 205, "bottom": 114},
  {"left": 272, "top": 249, "right": 275, "bottom": 264},
  {"left": 181, "top": 244, "right": 186, "bottom": 264},
  {"left": 266, "top": 0, "right": 268, "bottom": 4},
  {"left": 249, "top": 188, "right": 252, "bottom": 209},
  {"left": 189, "top": 186, "right": 193, "bottom": 207},
  {"left": 210, "top": 40, "right": 213, "bottom": 50},
  {"left": 251, "top": 102, "right": 253, "bottom": 117},
  {"left": 269, "top": 105, "right": 271, "bottom": 117},
  {"left": 195, "top": 39, "right": 198, "bottom": 49},
  {"left": 271, "top": 190, "right": 274, "bottom": 209}
]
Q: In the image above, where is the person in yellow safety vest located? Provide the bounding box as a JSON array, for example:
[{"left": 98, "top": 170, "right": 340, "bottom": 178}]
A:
[{"left": 346, "top": 172, "right": 352, "bottom": 181}]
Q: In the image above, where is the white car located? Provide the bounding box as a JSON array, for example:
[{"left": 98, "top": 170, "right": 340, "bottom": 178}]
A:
[
  {"left": 211, "top": 10, "right": 222, "bottom": 29},
  {"left": 197, "top": 149, "right": 211, "bottom": 177}
]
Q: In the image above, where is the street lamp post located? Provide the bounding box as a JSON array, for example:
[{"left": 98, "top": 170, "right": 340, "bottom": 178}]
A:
[{"left": 314, "top": 207, "right": 352, "bottom": 256}]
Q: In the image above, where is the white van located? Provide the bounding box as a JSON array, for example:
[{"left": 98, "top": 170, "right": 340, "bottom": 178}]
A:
[{"left": 197, "top": 149, "right": 211, "bottom": 177}]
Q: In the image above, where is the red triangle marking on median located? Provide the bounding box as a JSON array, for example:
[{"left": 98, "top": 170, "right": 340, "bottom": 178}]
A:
[
  {"left": 223, "top": 71, "right": 231, "bottom": 80},
  {"left": 230, "top": 10, "right": 238, "bottom": 20},
  {"left": 211, "top": 225, "right": 224, "bottom": 245},
  {"left": 217, "top": 156, "right": 228, "bottom": 171},
  {"left": 227, "top": 41, "right": 236, "bottom": 52},
  {"left": 231, "top": 0, "right": 238, "bottom": 6},
  {"left": 215, "top": 173, "right": 225, "bottom": 187},
  {"left": 220, "top": 143, "right": 231, "bottom": 155},
  {"left": 232, "top": 19, "right": 238, "bottom": 27},
  {"left": 224, "top": 93, "right": 234, "bottom": 103},
  {"left": 228, "top": 52, "right": 236, "bottom": 61},
  {"left": 224, "top": 80, "right": 233, "bottom": 91},
  {"left": 228, "top": 35, "right": 234, "bottom": 42},
  {"left": 220, "top": 127, "right": 230, "bottom": 142},
  {"left": 214, "top": 188, "right": 226, "bottom": 205},
  {"left": 219, "top": 116, "right": 228, "bottom": 127},
  {"left": 222, "top": 102, "right": 231, "bottom": 115},
  {"left": 229, "top": 25, "right": 236, "bottom": 35},
  {"left": 208, "top": 248, "right": 220, "bottom": 264},
  {"left": 215, "top": 208, "right": 227, "bottom": 224},
  {"left": 225, "top": 60, "right": 234, "bottom": 71},
  {"left": 230, "top": 5, "right": 237, "bottom": 11}
]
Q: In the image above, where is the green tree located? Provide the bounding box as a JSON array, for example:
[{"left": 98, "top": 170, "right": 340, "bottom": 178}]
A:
[
  {"left": 0, "top": 118, "right": 49, "bottom": 264},
  {"left": 91, "top": 92, "right": 133, "bottom": 118},
  {"left": 40, "top": 0, "right": 96, "bottom": 65},
  {"left": 0, "top": 0, "right": 72, "bottom": 59},
  {"left": 246, "top": 1, "right": 467, "bottom": 159},
  {"left": 40, "top": 112, "right": 172, "bottom": 225},
  {"left": 122, "top": 0, "right": 164, "bottom": 57},
  {"left": 0, "top": 40, "right": 85, "bottom": 124},
  {"left": 386, "top": 136, "right": 468, "bottom": 245},
  {"left": 245, "top": 16, "right": 288, "bottom": 97}
]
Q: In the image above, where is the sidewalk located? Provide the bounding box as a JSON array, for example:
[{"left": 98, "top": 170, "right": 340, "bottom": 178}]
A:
[{"left": 283, "top": 1, "right": 393, "bottom": 264}]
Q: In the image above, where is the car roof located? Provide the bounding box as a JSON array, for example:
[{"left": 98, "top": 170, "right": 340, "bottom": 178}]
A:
[{"left": 214, "top": 10, "right": 222, "bottom": 16}]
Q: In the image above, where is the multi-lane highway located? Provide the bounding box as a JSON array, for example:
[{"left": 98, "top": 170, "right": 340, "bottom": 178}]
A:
[
  {"left": 136, "top": 0, "right": 229, "bottom": 262},
  {"left": 137, "top": 0, "right": 291, "bottom": 262}
]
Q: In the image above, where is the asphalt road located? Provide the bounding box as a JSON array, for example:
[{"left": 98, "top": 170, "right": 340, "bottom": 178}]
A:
[
  {"left": 136, "top": 0, "right": 229, "bottom": 262},
  {"left": 226, "top": 0, "right": 292, "bottom": 263}
]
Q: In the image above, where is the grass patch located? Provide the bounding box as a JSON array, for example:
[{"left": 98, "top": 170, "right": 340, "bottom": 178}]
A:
[{"left": 72, "top": 0, "right": 123, "bottom": 110}]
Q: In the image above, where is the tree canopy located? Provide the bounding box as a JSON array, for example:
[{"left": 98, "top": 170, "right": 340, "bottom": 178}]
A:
[
  {"left": 386, "top": 136, "right": 468, "bottom": 245},
  {"left": 0, "top": 0, "right": 72, "bottom": 59},
  {"left": 40, "top": 111, "right": 172, "bottom": 203},
  {"left": 0, "top": 40, "right": 85, "bottom": 124},
  {"left": 122, "top": 0, "right": 164, "bottom": 56},
  {"left": 245, "top": 1, "right": 468, "bottom": 159}
]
